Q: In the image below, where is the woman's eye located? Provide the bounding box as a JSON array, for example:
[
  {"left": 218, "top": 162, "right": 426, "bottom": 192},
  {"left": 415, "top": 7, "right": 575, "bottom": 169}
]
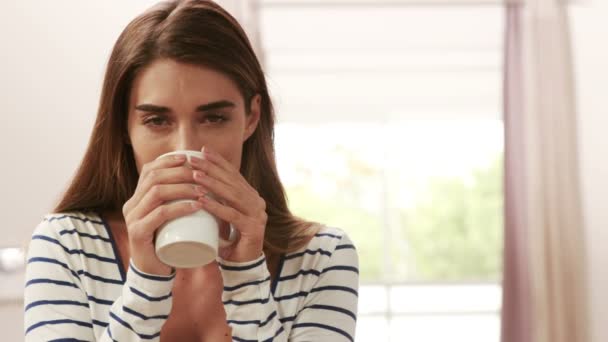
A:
[
  {"left": 141, "top": 114, "right": 226, "bottom": 127},
  {"left": 204, "top": 114, "right": 227, "bottom": 124},
  {"left": 143, "top": 116, "right": 168, "bottom": 127}
]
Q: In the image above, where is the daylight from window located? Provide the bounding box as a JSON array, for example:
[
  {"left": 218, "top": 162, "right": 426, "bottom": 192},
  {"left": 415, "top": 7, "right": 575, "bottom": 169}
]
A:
[{"left": 261, "top": 2, "right": 504, "bottom": 341}]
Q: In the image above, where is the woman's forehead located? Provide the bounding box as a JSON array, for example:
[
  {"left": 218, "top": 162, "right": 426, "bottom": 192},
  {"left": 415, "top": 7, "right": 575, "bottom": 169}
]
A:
[{"left": 129, "top": 59, "right": 244, "bottom": 109}]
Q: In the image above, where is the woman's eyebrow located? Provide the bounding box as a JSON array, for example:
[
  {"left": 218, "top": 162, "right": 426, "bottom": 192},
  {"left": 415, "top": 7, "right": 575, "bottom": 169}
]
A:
[{"left": 134, "top": 100, "right": 236, "bottom": 113}]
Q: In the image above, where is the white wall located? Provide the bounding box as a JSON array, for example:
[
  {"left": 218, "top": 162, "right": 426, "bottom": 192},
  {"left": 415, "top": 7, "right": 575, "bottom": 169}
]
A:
[
  {"left": 0, "top": 2, "right": 157, "bottom": 339},
  {"left": 571, "top": 2, "right": 608, "bottom": 342},
  {"left": 0, "top": 1, "right": 159, "bottom": 247}
]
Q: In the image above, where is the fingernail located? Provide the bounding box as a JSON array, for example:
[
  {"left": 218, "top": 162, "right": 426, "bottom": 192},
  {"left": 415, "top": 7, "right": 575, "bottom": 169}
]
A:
[
  {"left": 194, "top": 185, "right": 207, "bottom": 195},
  {"left": 190, "top": 156, "right": 204, "bottom": 164},
  {"left": 173, "top": 154, "right": 186, "bottom": 161},
  {"left": 193, "top": 170, "right": 204, "bottom": 179}
]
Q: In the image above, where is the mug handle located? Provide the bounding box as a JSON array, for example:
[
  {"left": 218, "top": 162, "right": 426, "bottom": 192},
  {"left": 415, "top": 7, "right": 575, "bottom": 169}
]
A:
[{"left": 219, "top": 224, "right": 238, "bottom": 248}]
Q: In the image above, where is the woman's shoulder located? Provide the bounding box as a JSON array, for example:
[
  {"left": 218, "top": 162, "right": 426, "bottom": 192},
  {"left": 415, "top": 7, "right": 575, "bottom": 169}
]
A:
[
  {"left": 282, "top": 224, "right": 358, "bottom": 272},
  {"left": 26, "top": 210, "right": 125, "bottom": 294},
  {"left": 42, "top": 210, "right": 104, "bottom": 224},
  {"left": 32, "top": 210, "right": 112, "bottom": 246},
  {"left": 308, "top": 225, "right": 356, "bottom": 252}
]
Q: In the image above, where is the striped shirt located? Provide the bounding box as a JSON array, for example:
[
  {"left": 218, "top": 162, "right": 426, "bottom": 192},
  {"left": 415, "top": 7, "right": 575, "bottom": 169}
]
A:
[{"left": 23, "top": 211, "right": 359, "bottom": 341}]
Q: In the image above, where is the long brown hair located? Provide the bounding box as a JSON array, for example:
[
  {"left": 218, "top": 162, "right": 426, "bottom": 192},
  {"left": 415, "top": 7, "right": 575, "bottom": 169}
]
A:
[{"left": 54, "top": 0, "right": 317, "bottom": 254}]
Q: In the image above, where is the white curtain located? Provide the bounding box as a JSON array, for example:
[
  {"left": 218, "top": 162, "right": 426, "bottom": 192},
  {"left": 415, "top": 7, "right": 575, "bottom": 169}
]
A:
[{"left": 501, "top": 1, "right": 589, "bottom": 342}]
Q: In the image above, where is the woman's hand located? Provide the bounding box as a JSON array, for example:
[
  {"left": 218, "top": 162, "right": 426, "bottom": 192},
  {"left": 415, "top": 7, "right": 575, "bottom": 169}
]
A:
[
  {"left": 189, "top": 147, "right": 267, "bottom": 263},
  {"left": 122, "top": 154, "right": 206, "bottom": 275}
]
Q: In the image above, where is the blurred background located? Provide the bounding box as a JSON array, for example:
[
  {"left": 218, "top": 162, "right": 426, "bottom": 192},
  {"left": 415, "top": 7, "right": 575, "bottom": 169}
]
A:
[{"left": 1, "top": 1, "right": 606, "bottom": 341}]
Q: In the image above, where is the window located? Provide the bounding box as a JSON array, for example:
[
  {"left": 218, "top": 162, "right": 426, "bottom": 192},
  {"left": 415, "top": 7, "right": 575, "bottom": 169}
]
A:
[{"left": 260, "top": 1, "right": 504, "bottom": 341}]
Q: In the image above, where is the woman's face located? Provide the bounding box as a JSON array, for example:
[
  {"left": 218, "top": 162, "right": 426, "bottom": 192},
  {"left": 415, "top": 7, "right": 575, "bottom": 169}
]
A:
[{"left": 127, "top": 59, "right": 260, "bottom": 173}]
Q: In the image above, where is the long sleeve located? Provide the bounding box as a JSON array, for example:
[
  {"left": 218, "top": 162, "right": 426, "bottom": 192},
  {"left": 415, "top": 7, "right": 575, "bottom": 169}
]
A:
[
  {"left": 288, "top": 233, "right": 359, "bottom": 341},
  {"left": 102, "top": 262, "right": 175, "bottom": 341},
  {"left": 220, "top": 255, "right": 284, "bottom": 341},
  {"left": 219, "top": 231, "right": 359, "bottom": 341},
  {"left": 24, "top": 217, "right": 175, "bottom": 341}
]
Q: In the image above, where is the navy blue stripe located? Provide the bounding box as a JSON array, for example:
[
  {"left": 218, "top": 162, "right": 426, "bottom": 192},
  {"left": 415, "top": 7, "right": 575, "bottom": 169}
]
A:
[
  {"left": 45, "top": 214, "right": 104, "bottom": 225},
  {"left": 276, "top": 265, "right": 357, "bottom": 284},
  {"left": 29, "top": 257, "right": 121, "bottom": 284},
  {"left": 26, "top": 319, "right": 93, "bottom": 335},
  {"left": 280, "top": 315, "right": 296, "bottom": 323},
  {"left": 99, "top": 212, "right": 127, "bottom": 282},
  {"left": 264, "top": 325, "right": 285, "bottom": 342},
  {"left": 314, "top": 233, "right": 341, "bottom": 239},
  {"left": 25, "top": 300, "right": 89, "bottom": 312},
  {"left": 323, "top": 265, "right": 359, "bottom": 274},
  {"left": 93, "top": 319, "right": 109, "bottom": 327},
  {"left": 219, "top": 257, "right": 265, "bottom": 271},
  {"left": 129, "top": 286, "right": 172, "bottom": 302},
  {"left": 123, "top": 305, "right": 169, "bottom": 320},
  {"left": 261, "top": 311, "right": 278, "bottom": 327},
  {"left": 227, "top": 311, "right": 277, "bottom": 327},
  {"left": 25, "top": 278, "right": 79, "bottom": 289},
  {"left": 311, "top": 285, "right": 358, "bottom": 296},
  {"left": 233, "top": 325, "right": 284, "bottom": 342},
  {"left": 109, "top": 312, "right": 160, "bottom": 339},
  {"left": 274, "top": 291, "right": 309, "bottom": 302},
  {"left": 87, "top": 295, "right": 114, "bottom": 305},
  {"left": 302, "top": 304, "right": 357, "bottom": 321},
  {"left": 292, "top": 322, "right": 353, "bottom": 341},
  {"left": 129, "top": 261, "right": 175, "bottom": 282},
  {"left": 336, "top": 244, "right": 356, "bottom": 250},
  {"left": 49, "top": 338, "right": 89, "bottom": 342},
  {"left": 271, "top": 254, "right": 285, "bottom": 295},
  {"left": 58, "top": 229, "right": 112, "bottom": 243},
  {"left": 223, "top": 276, "right": 271, "bottom": 291},
  {"left": 32, "top": 235, "right": 118, "bottom": 264},
  {"left": 223, "top": 295, "right": 271, "bottom": 306},
  {"left": 278, "top": 269, "right": 321, "bottom": 282},
  {"left": 77, "top": 269, "right": 123, "bottom": 285},
  {"left": 27, "top": 257, "right": 81, "bottom": 280},
  {"left": 107, "top": 325, "right": 117, "bottom": 341},
  {"left": 272, "top": 285, "right": 357, "bottom": 304},
  {"left": 285, "top": 248, "right": 332, "bottom": 261}
]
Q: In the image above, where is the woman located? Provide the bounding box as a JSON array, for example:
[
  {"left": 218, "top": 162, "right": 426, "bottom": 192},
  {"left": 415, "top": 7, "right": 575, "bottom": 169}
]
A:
[{"left": 23, "top": 1, "right": 359, "bottom": 341}]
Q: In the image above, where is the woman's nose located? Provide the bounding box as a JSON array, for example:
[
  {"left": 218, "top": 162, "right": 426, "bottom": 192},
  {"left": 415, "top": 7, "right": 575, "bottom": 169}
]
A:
[{"left": 175, "top": 125, "right": 203, "bottom": 152}]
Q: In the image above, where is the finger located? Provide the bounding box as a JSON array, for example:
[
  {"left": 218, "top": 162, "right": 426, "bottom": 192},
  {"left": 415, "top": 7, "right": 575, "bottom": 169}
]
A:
[
  {"left": 197, "top": 147, "right": 260, "bottom": 205},
  {"left": 129, "top": 183, "right": 207, "bottom": 222},
  {"left": 198, "top": 196, "right": 251, "bottom": 234},
  {"left": 193, "top": 170, "right": 258, "bottom": 215},
  {"left": 125, "top": 166, "right": 196, "bottom": 221},
  {"left": 124, "top": 155, "right": 188, "bottom": 214},
  {"left": 129, "top": 200, "right": 203, "bottom": 242},
  {"left": 190, "top": 156, "right": 261, "bottom": 215},
  {"left": 189, "top": 156, "right": 234, "bottom": 187},
  {"left": 139, "top": 154, "right": 188, "bottom": 186},
  {"left": 202, "top": 147, "right": 236, "bottom": 175}
]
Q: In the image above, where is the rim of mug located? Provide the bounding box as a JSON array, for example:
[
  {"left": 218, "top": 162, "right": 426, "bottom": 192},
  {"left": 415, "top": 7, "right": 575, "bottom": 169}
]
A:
[{"left": 157, "top": 149, "right": 203, "bottom": 159}]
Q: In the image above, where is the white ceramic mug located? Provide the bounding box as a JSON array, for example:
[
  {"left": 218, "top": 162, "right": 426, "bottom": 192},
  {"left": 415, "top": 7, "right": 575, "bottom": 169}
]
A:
[{"left": 154, "top": 150, "right": 237, "bottom": 268}]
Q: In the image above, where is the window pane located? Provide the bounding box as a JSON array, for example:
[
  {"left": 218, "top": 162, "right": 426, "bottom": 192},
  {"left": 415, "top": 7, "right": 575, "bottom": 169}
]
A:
[
  {"left": 262, "top": 2, "right": 503, "bottom": 342},
  {"left": 275, "top": 124, "right": 387, "bottom": 281},
  {"left": 263, "top": 3, "right": 504, "bottom": 284},
  {"left": 390, "top": 314, "right": 500, "bottom": 342},
  {"left": 275, "top": 122, "right": 503, "bottom": 282}
]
